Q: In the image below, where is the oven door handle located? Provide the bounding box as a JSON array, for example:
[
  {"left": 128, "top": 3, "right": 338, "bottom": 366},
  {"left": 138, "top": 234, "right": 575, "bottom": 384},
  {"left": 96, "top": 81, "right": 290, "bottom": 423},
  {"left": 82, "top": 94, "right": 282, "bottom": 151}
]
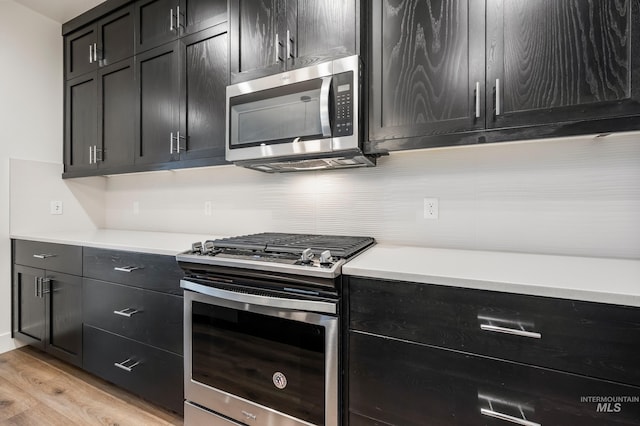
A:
[
  {"left": 319, "top": 76, "right": 332, "bottom": 138},
  {"left": 181, "top": 280, "right": 337, "bottom": 315}
]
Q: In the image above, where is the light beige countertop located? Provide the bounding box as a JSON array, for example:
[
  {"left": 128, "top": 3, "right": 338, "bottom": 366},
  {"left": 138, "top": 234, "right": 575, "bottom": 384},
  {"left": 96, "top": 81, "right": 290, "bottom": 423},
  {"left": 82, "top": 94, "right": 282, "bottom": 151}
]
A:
[
  {"left": 10, "top": 229, "right": 219, "bottom": 256},
  {"left": 343, "top": 245, "right": 640, "bottom": 307}
]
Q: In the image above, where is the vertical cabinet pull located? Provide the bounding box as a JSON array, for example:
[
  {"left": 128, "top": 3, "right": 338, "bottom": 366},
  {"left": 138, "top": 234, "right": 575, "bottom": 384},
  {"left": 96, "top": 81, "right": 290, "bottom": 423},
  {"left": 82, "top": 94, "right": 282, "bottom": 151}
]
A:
[
  {"left": 170, "top": 132, "right": 174, "bottom": 154},
  {"left": 480, "top": 408, "right": 541, "bottom": 426},
  {"left": 34, "top": 277, "right": 40, "bottom": 298},
  {"left": 176, "top": 131, "right": 185, "bottom": 153},
  {"left": 89, "top": 44, "right": 93, "bottom": 64},
  {"left": 114, "top": 358, "right": 141, "bottom": 372},
  {"left": 176, "top": 5, "right": 181, "bottom": 29},
  {"left": 89, "top": 145, "right": 93, "bottom": 164},
  {"left": 495, "top": 78, "right": 501, "bottom": 116},
  {"left": 475, "top": 81, "right": 480, "bottom": 118},
  {"left": 169, "top": 8, "right": 175, "bottom": 31},
  {"left": 95, "top": 146, "right": 102, "bottom": 162},
  {"left": 286, "top": 29, "right": 292, "bottom": 59},
  {"left": 93, "top": 43, "right": 98, "bottom": 62},
  {"left": 275, "top": 33, "right": 280, "bottom": 63}
]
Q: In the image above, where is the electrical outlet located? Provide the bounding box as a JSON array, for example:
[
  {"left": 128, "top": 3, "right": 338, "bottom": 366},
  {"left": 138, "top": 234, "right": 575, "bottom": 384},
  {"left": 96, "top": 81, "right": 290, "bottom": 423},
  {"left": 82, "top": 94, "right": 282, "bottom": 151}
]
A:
[
  {"left": 204, "top": 201, "right": 212, "bottom": 216},
  {"left": 133, "top": 201, "right": 140, "bottom": 215},
  {"left": 50, "top": 200, "right": 63, "bottom": 215},
  {"left": 423, "top": 198, "right": 439, "bottom": 219}
]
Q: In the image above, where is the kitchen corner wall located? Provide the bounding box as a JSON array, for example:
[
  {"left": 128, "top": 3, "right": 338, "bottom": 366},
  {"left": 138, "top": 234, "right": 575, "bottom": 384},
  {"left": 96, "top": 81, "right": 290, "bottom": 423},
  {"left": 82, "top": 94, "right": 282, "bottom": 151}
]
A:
[
  {"left": 0, "top": 1, "right": 66, "bottom": 352},
  {"left": 105, "top": 132, "right": 640, "bottom": 260}
]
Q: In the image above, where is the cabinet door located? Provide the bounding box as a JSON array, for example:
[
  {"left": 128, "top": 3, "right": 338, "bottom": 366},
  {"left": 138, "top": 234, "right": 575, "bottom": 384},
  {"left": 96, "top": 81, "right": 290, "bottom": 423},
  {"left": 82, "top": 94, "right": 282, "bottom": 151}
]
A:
[
  {"left": 65, "top": 26, "right": 97, "bottom": 80},
  {"left": 65, "top": 73, "right": 98, "bottom": 173},
  {"left": 96, "top": 5, "right": 134, "bottom": 67},
  {"left": 179, "top": 25, "right": 228, "bottom": 162},
  {"left": 369, "top": 0, "right": 486, "bottom": 145},
  {"left": 287, "top": 0, "right": 357, "bottom": 70},
  {"left": 229, "top": 0, "right": 283, "bottom": 83},
  {"left": 98, "top": 59, "right": 135, "bottom": 169},
  {"left": 12, "top": 266, "right": 45, "bottom": 348},
  {"left": 486, "top": 0, "right": 640, "bottom": 129},
  {"left": 45, "top": 272, "right": 83, "bottom": 367},
  {"left": 135, "top": 0, "right": 180, "bottom": 53},
  {"left": 135, "top": 42, "right": 180, "bottom": 165},
  {"left": 349, "top": 331, "right": 640, "bottom": 426},
  {"left": 179, "top": 0, "right": 227, "bottom": 36}
]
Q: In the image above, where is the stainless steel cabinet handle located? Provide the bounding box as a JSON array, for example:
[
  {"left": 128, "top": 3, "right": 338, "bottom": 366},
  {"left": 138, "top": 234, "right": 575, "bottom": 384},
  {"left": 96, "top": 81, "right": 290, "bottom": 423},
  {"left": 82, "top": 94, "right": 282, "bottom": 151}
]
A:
[
  {"left": 95, "top": 146, "right": 102, "bottom": 162},
  {"left": 89, "top": 44, "right": 93, "bottom": 64},
  {"left": 176, "top": 131, "right": 186, "bottom": 153},
  {"left": 480, "top": 324, "right": 541, "bottom": 339},
  {"left": 114, "top": 266, "right": 141, "bottom": 273},
  {"left": 169, "top": 132, "right": 174, "bottom": 154},
  {"left": 114, "top": 358, "right": 141, "bottom": 372},
  {"left": 33, "top": 253, "right": 56, "bottom": 259},
  {"left": 286, "top": 29, "right": 291, "bottom": 59},
  {"left": 113, "top": 307, "right": 141, "bottom": 318},
  {"left": 93, "top": 43, "right": 98, "bottom": 62},
  {"left": 275, "top": 33, "right": 280, "bottom": 63},
  {"left": 475, "top": 81, "right": 480, "bottom": 118},
  {"left": 34, "top": 277, "right": 40, "bottom": 298},
  {"left": 89, "top": 145, "right": 94, "bottom": 164},
  {"left": 176, "top": 5, "right": 181, "bottom": 29},
  {"left": 481, "top": 408, "right": 541, "bottom": 426},
  {"left": 40, "top": 278, "right": 51, "bottom": 295},
  {"left": 495, "top": 78, "right": 501, "bottom": 115}
]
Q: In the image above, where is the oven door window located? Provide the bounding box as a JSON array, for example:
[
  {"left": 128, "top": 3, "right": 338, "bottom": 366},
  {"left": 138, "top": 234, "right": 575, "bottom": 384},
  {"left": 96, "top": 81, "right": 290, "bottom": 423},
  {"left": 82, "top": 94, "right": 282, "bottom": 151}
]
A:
[
  {"left": 191, "top": 301, "right": 325, "bottom": 425},
  {"left": 229, "top": 79, "right": 326, "bottom": 148}
]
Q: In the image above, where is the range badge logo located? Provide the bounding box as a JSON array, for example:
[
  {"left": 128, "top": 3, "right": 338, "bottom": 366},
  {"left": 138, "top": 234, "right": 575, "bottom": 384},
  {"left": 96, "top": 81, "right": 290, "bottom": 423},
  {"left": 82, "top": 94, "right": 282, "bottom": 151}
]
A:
[{"left": 273, "top": 372, "right": 287, "bottom": 390}]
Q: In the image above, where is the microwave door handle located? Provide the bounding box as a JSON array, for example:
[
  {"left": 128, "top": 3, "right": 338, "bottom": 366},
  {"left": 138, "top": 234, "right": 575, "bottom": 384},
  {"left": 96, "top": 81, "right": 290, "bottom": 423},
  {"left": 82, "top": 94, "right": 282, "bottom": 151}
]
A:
[{"left": 320, "top": 76, "right": 332, "bottom": 137}]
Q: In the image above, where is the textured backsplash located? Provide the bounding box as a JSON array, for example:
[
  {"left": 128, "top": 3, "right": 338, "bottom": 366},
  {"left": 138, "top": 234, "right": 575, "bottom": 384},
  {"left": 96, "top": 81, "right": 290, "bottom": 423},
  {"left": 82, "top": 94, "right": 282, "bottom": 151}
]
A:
[{"left": 102, "top": 133, "right": 640, "bottom": 259}]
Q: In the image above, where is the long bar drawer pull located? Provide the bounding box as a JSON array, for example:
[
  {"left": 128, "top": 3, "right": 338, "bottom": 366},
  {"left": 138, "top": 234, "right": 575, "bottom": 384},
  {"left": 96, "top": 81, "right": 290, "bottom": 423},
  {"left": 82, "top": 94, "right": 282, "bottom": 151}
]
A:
[
  {"left": 113, "top": 308, "right": 141, "bottom": 318},
  {"left": 33, "top": 253, "right": 56, "bottom": 259},
  {"left": 114, "top": 358, "right": 141, "bottom": 372},
  {"left": 114, "top": 266, "right": 141, "bottom": 273},
  {"left": 480, "top": 324, "right": 541, "bottom": 339},
  {"left": 481, "top": 408, "right": 540, "bottom": 426}
]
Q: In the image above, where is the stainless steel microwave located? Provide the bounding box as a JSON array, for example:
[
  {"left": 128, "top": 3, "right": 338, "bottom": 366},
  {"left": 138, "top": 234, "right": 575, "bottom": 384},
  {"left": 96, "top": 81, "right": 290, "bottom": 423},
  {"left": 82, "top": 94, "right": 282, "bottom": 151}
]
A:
[{"left": 225, "top": 55, "right": 376, "bottom": 173}]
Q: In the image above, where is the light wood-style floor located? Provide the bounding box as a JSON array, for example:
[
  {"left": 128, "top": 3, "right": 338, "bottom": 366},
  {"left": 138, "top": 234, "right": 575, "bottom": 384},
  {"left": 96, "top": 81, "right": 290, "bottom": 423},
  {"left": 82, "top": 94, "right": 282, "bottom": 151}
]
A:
[{"left": 0, "top": 346, "right": 183, "bottom": 425}]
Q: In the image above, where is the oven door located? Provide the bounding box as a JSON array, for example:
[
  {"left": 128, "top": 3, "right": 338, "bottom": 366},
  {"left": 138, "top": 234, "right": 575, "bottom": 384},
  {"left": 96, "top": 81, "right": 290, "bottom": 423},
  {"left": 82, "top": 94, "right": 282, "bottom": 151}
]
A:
[{"left": 183, "top": 280, "right": 339, "bottom": 426}]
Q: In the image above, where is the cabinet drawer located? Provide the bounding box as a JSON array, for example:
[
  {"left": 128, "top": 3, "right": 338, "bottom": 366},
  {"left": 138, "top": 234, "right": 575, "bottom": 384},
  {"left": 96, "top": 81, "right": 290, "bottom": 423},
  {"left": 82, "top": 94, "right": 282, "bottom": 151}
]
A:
[
  {"left": 349, "top": 331, "right": 640, "bottom": 426},
  {"left": 14, "top": 240, "right": 82, "bottom": 275},
  {"left": 83, "top": 325, "right": 183, "bottom": 413},
  {"left": 349, "top": 277, "right": 640, "bottom": 388},
  {"left": 83, "top": 278, "right": 183, "bottom": 354},
  {"left": 83, "top": 247, "right": 184, "bottom": 294}
]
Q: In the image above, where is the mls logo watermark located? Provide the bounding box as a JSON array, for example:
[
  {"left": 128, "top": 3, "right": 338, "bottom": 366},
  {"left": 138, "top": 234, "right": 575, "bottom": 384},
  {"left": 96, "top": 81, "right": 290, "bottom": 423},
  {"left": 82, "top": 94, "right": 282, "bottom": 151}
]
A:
[{"left": 580, "top": 396, "right": 640, "bottom": 413}]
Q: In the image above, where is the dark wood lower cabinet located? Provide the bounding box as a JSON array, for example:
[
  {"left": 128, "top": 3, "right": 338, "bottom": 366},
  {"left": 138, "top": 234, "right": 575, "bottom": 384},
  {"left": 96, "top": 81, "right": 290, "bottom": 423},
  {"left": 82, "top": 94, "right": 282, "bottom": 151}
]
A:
[
  {"left": 83, "top": 325, "right": 183, "bottom": 414},
  {"left": 349, "top": 331, "right": 640, "bottom": 426}
]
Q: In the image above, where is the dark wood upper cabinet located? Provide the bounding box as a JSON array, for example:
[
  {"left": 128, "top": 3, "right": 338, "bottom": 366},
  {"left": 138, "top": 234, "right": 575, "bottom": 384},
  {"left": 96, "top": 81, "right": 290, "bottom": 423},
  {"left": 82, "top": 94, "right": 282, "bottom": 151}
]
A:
[
  {"left": 135, "top": 41, "right": 181, "bottom": 165},
  {"left": 135, "top": 0, "right": 227, "bottom": 53},
  {"left": 179, "top": 24, "right": 229, "bottom": 162},
  {"left": 486, "top": 0, "right": 640, "bottom": 129},
  {"left": 369, "top": 0, "right": 486, "bottom": 143},
  {"left": 65, "top": 5, "right": 133, "bottom": 80},
  {"left": 229, "top": 0, "right": 360, "bottom": 83},
  {"left": 65, "top": 73, "right": 98, "bottom": 173},
  {"left": 98, "top": 59, "right": 135, "bottom": 169}
]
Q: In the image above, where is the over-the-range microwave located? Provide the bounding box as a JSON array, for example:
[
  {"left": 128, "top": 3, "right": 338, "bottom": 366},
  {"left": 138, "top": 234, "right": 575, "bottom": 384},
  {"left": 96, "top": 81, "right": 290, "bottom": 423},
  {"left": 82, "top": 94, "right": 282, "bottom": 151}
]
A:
[{"left": 225, "top": 55, "right": 377, "bottom": 173}]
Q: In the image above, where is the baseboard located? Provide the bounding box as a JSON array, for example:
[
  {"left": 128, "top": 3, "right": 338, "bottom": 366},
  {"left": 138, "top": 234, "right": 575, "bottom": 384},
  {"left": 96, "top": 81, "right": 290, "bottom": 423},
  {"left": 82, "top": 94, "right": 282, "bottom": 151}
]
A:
[{"left": 0, "top": 332, "right": 25, "bottom": 354}]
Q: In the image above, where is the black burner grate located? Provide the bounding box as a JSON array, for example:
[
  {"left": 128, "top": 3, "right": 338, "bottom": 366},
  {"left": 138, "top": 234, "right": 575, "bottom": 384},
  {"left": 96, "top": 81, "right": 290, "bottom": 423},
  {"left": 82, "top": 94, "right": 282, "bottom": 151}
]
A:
[{"left": 208, "top": 232, "right": 375, "bottom": 258}]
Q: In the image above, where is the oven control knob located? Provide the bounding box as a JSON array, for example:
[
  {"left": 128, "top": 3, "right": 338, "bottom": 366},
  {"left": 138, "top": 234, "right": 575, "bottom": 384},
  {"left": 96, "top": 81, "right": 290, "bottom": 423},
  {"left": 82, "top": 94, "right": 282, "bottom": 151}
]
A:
[
  {"left": 319, "top": 250, "right": 333, "bottom": 264},
  {"left": 300, "top": 248, "right": 314, "bottom": 264},
  {"left": 203, "top": 241, "right": 215, "bottom": 254},
  {"left": 191, "top": 242, "right": 203, "bottom": 254}
]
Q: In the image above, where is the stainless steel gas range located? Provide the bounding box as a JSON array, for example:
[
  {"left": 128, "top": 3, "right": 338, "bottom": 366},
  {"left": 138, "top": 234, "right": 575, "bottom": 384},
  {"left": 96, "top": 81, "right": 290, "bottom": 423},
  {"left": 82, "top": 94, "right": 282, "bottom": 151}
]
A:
[{"left": 176, "top": 233, "right": 375, "bottom": 426}]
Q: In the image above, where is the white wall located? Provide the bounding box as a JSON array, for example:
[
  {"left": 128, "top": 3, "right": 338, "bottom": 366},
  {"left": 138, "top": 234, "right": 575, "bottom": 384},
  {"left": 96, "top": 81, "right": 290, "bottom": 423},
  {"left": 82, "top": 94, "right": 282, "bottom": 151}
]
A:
[
  {"left": 104, "top": 132, "right": 640, "bottom": 260},
  {"left": 0, "top": 1, "right": 65, "bottom": 352}
]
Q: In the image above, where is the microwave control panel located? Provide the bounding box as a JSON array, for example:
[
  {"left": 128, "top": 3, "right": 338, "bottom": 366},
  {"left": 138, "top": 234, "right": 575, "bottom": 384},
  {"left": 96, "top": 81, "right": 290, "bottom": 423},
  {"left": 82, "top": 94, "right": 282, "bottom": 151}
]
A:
[{"left": 333, "top": 71, "right": 354, "bottom": 137}]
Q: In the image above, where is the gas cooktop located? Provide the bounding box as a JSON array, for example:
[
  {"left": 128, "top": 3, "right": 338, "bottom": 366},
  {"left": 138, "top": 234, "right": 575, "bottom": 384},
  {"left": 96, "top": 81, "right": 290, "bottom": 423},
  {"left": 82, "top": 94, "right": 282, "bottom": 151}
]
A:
[{"left": 176, "top": 232, "right": 375, "bottom": 278}]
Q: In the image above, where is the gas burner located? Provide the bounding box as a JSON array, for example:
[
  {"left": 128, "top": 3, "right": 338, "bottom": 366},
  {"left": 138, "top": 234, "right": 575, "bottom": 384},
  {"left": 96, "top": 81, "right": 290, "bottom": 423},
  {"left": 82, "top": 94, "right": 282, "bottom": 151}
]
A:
[{"left": 177, "top": 232, "right": 375, "bottom": 278}]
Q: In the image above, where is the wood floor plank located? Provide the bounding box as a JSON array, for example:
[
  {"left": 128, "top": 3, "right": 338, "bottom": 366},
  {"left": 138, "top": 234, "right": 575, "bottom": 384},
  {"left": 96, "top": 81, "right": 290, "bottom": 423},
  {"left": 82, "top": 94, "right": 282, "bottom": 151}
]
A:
[{"left": 0, "top": 347, "right": 183, "bottom": 426}]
